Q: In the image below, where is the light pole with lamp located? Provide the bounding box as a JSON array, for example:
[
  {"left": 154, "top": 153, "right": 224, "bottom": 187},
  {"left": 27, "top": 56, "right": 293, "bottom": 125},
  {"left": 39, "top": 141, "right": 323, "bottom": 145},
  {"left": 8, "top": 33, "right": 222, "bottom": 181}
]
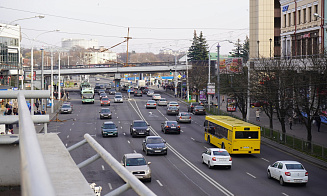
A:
[
  {"left": 257, "top": 40, "right": 260, "bottom": 58},
  {"left": 269, "top": 38, "right": 272, "bottom": 59}
]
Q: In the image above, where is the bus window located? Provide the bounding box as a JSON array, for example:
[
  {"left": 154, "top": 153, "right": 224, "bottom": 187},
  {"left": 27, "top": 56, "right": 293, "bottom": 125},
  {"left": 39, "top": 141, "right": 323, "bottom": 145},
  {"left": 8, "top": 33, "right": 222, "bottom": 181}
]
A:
[{"left": 235, "top": 131, "right": 258, "bottom": 139}]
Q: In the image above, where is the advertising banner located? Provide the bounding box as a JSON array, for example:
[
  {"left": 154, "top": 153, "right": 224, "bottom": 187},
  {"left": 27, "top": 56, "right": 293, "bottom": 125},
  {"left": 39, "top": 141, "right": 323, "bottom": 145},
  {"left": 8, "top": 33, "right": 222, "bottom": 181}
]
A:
[
  {"left": 219, "top": 58, "right": 243, "bottom": 74},
  {"left": 24, "top": 71, "right": 36, "bottom": 81},
  {"left": 207, "top": 83, "right": 215, "bottom": 95},
  {"left": 227, "top": 98, "right": 237, "bottom": 112}
]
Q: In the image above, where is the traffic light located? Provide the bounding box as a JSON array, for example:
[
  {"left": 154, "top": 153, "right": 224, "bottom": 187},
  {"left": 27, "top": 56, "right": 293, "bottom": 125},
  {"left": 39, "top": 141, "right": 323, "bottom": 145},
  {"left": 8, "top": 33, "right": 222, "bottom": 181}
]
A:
[{"left": 169, "top": 69, "right": 172, "bottom": 75}]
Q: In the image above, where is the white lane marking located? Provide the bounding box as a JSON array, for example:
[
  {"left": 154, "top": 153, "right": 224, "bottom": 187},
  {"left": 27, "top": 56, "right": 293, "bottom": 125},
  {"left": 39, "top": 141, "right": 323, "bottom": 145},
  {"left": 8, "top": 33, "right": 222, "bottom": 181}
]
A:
[
  {"left": 67, "top": 135, "right": 69, "bottom": 138},
  {"left": 108, "top": 183, "right": 112, "bottom": 190},
  {"left": 77, "top": 114, "right": 78, "bottom": 116},
  {"left": 65, "top": 143, "right": 67, "bottom": 147},
  {"left": 69, "top": 128, "right": 71, "bottom": 131},
  {"left": 90, "top": 134, "right": 96, "bottom": 137},
  {"left": 121, "top": 127, "right": 123, "bottom": 129},
  {"left": 102, "top": 165, "right": 105, "bottom": 170},
  {"left": 282, "top": 193, "right": 289, "bottom": 196},
  {"left": 133, "top": 150, "right": 137, "bottom": 153},
  {"left": 127, "top": 140, "right": 130, "bottom": 144},
  {"left": 157, "top": 109, "right": 169, "bottom": 121},
  {"left": 118, "top": 121, "right": 120, "bottom": 124},
  {"left": 181, "top": 130, "right": 184, "bottom": 133},
  {"left": 95, "top": 128, "right": 96, "bottom": 130},
  {"left": 156, "top": 180, "right": 163, "bottom": 186},
  {"left": 117, "top": 117, "right": 119, "bottom": 119},
  {"left": 246, "top": 172, "right": 256, "bottom": 179},
  {"left": 123, "top": 133, "right": 126, "bottom": 136},
  {"left": 191, "top": 137, "right": 195, "bottom": 141},
  {"left": 261, "top": 158, "right": 269, "bottom": 162},
  {"left": 72, "top": 123, "right": 74, "bottom": 126}
]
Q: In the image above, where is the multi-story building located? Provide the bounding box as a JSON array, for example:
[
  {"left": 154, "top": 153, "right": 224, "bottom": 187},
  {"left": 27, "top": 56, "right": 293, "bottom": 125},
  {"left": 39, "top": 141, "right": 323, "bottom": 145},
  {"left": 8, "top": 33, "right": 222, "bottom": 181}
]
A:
[
  {"left": 0, "top": 23, "right": 21, "bottom": 86},
  {"left": 84, "top": 47, "right": 117, "bottom": 64},
  {"left": 61, "top": 38, "right": 98, "bottom": 50},
  {"left": 280, "top": 0, "right": 323, "bottom": 57},
  {"left": 250, "top": 0, "right": 281, "bottom": 59}
]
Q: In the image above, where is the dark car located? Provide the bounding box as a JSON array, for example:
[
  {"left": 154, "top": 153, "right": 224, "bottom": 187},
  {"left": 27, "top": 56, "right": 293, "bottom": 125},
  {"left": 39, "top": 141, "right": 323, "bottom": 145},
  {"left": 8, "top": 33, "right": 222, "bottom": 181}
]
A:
[
  {"left": 166, "top": 106, "right": 179, "bottom": 115},
  {"left": 193, "top": 105, "right": 206, "bottom": 115},
  {"left": 142, "top": 136, "right": 167, "bottom": 155},
  {"left": 101, "top": 121, "right": 118, "bottom": 137},
  {"left": 98, "top": 89, "right": 105, "bottom": 95},
  {"left": 134, "top": 90, "right": 143, "bottom": 97},
  {"left": 109, "top": 89, "right": 116, "bottom": 95},
  {"left": 130, "top": 120, "right": 150, "bottom": 137},
  {"left": 188, "top": 102, "right": 202, "bottom": 113},
  {"left": 99, "top": 108, "right": 112, "bottom": 119},
  {"left": 161, "top": 121, "right": 180, "bottom": 134},
  {"left": 94, "top": 85, "right": 101, "bottom": 94},
  {"left": 142, "top": 88, "right": 149, "bottom": 94},
  {"left": 99, "top": 92, "right": 107, "bottom": 100}
]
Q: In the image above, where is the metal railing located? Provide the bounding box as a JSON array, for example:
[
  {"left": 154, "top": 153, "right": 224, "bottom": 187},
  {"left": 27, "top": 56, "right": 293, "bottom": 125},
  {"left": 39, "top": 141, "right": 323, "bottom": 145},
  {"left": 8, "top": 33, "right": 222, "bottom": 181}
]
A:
[{"left": 68, "top": 134, "right": 156, "bottom": 196}]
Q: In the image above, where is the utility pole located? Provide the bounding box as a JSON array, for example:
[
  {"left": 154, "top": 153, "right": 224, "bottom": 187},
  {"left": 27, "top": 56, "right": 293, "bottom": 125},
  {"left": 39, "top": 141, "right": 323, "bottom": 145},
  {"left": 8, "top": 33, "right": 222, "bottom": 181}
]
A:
[
  {"left": 217, "top": 44, "right": 221, "bottom": 113},
  {"left": 124, "top": 27, "right": 132, "bottom": 67}
]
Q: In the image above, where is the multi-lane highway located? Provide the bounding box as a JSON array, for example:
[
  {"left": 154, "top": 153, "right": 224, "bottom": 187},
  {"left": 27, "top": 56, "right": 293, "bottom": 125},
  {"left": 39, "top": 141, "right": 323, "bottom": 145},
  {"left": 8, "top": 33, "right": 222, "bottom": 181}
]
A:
[{"left": 48, "top": 78, "right": 327, "bottom": 196}]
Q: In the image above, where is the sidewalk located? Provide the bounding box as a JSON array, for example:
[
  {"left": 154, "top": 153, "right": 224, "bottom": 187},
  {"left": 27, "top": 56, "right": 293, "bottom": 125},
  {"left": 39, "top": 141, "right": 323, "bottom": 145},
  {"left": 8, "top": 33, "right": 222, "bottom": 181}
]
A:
[{"left": 155, "top": 86, "right": 327, "bottom": 168}]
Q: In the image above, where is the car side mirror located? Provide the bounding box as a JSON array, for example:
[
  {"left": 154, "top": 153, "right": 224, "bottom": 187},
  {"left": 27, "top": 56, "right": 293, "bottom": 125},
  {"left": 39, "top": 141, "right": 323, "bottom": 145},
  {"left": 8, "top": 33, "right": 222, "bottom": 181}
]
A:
[
  {"left": 148, "top": 162, "right": 151, "bottom": 165},
  {"left": 99, "top": 111, "right": 101, "bottom": 113},
  {"left": 143, "top": 140, "right": 145, "bottom": 143}
]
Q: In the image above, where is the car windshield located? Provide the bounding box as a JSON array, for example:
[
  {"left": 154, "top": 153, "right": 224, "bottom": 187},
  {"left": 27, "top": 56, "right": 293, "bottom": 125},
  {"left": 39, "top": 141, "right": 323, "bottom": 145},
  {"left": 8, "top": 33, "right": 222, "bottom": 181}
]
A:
[
  {"left": 181, "top": 113, "right": 189, "bottom": 116},
  {"left": 167, "top": 121, "right": 177, "bottom": 126},
  {"left": 115, "top": 95, "right": 122, "bottom": 98},
  {"left": 148, "top": 91, "right": 154, "bottom": 94},
  {"left": 110, "top": 89, "right": 115, "bottom": 92},
  {"left": 192, "top": 103, "right": 200, "bottom": 106},
  {"left": 235, "top": 131, "right": 259, "bottom": 139},
  {"left": 83, "top": 93, "right": 93, "bottom": 98},
  {"left": 62, "top": 105, "right": 70, "bottom": 108},
  {"left": 126, "top": 158, "right": 146, "bottom": 166},
  {"left": 285, "top": 164, "right": 304, "bottom": 170},
  {"left": 147, "top": 100, "right": 155, "bottom": 103},
  {"left": 170, "top": 102, "right": 178, "bottom": 105},
  {"left": 101, "top": 109, "right": 110, "bottom": 113},
  {"left": 212, "top": 151, "right": 229, "bottom": 156},
  {"left": 154, "top": 94, "right": 160, "bottom": 96},
  {"left": 159, "top": 99, "right": 166, "bottom": 101},
  {"left": 103, "top": 124, "right": 116, "bottom": 129},
  {"left": 195, "top": 106, "right": 204, "bottom": 109},
  {"left": 169, "top": 106, "right": 178, "bottom": 110},
  {"left": 102, "top": 98, "right": 109, "bottom": 101},
  {"left": 134, "top": 122, "right": 147, "bottom": 127},
  {"left": 147, "top": 138, "right": 163, "bottom": 144},
  {"left": 100, "top": 93, "right": 106, "bottom": 96}
]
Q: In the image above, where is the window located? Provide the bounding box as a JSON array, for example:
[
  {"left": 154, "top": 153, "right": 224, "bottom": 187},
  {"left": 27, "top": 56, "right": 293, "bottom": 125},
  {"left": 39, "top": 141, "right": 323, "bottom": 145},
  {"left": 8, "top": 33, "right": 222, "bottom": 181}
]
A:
[
  {"left": 308, "top": 7, "right": 312, "bottom": 22},
  {"left": 284, "top": 14, "right": 287, "bottom": 27},
  {"left": 314, "top": 5, "right": 318, "bottom": 21},
  {"left": 298, "top": 10, "right": 301, "bottom": 24},
  {"left": 303, "top": 8, "right": 306, "bottom": 23},
  {"left": 278, "top": 163, "right": 283, "bottom": 169},
  {"left": 293, "top": 12, "right": 296, "bottom": 26},
  {"left": 288, "top": 13, "right": 291, "bottom": 26},
  {"left": 235, "top": 131, "right": 258, "bottom": 139}
]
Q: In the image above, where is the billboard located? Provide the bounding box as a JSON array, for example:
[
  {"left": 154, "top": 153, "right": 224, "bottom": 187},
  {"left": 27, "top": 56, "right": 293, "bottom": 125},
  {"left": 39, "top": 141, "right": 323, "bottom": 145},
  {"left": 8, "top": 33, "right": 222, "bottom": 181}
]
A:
[
  {"left": 218, "top": 58, "right": 243, "bottom": 74},
  {"left": 24, "top": 71, "right": 36, "bottom": 81},
  {"left": 226, "top": 98, "right": 237, "bottom": 112}
]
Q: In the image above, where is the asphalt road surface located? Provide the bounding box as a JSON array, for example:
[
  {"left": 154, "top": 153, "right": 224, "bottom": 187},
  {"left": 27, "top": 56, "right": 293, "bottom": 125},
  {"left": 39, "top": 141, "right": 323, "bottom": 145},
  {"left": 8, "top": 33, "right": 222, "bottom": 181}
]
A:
[{"left": 48, "top": 78, "right": 327, "bottom": 196}]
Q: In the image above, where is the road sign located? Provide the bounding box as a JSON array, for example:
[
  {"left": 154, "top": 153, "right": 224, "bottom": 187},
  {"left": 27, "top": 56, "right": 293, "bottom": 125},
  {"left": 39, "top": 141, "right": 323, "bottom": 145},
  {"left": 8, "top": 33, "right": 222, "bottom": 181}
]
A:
[
  {"left": 207, "top": 83, "right": 215, "bottom": 94},
  {"left": 177, "top": 74, "right": 182, "bottom": 79}
]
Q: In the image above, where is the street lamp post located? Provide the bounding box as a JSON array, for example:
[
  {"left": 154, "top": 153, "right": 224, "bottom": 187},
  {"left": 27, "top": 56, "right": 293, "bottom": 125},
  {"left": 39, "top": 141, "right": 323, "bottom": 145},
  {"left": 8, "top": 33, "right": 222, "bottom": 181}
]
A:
[
  {"left": 269, "top": 38, "right": 272, "bottom": 59},
  {"left": 257, "top": 40, "right": 260, "bottom": 58},
  {"left": 217, "top": 43, "right": 221, "bottom": 113}
]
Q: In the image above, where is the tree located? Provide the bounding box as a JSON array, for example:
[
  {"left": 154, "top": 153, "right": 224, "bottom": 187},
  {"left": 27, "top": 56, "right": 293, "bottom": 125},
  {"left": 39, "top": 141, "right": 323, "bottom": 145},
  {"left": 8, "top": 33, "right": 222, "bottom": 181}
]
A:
[
  {"left": 188, "top": 30, "right": 209, "bottom": 61},
  {"left": 229, "top": 36, "right": 249, "bottom": 64}
]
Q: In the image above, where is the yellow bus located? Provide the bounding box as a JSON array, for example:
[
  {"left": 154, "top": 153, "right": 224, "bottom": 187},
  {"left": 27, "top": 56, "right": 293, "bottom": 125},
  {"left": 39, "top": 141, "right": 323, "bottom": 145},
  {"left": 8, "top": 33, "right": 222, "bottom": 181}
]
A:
[{"left": 204, "top": 115, "right": 261, "bottom": 154}]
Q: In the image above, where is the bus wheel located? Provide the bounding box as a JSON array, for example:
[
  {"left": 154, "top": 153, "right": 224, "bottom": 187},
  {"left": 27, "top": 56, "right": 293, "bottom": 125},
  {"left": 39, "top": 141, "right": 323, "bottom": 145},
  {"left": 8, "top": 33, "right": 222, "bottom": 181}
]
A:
[
  {"left": 221, "top": 142, "right": 225, "bottom": 149},
  {"left": 207, "top": 136, "right": 210, "bottom": 144}
]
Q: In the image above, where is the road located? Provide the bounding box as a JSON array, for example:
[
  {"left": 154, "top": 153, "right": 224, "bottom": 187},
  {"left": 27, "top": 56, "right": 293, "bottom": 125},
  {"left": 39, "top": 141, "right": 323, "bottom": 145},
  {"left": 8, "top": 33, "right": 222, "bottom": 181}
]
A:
[{"left": 48, "top": 78, "right": 327, "bottom": 196}]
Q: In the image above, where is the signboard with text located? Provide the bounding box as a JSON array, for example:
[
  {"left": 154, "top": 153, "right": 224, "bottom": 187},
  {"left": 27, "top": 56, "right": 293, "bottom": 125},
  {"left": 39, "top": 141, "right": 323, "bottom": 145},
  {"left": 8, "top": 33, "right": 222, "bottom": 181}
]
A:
[
  {"left": 226, "top": 98, "right": 237, "bottom": 112},
  {"left": 24, "top": 71, "right": 36, "bottom": 81},
  {"left": 207, "top": 83, "right": 215, "bottom": 95}
]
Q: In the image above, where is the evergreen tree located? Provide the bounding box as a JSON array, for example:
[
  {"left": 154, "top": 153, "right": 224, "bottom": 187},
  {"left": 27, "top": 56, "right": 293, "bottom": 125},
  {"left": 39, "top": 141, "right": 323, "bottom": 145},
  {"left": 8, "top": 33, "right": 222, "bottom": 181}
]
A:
[
  {"left": 229, "top": 36, "right": 249, "bottom": 64},
  {"left": 188, "top": 30, "right": 209, "bottom": 61}
]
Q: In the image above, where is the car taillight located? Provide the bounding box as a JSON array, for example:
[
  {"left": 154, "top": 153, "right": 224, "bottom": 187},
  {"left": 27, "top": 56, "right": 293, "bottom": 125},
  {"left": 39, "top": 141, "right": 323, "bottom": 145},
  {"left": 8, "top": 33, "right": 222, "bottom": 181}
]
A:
[
  {"left": 180, "top": 117, "right": 182, "bottom": 119},
  {"left": 189, "top": 116, "right": 191, "bottom": 119},
  {"left": 285, "top": 172, "right": 291, "bottom": 176},
  {"left": 305, "top": 172, "right": 308, "bottom": 176},
  {"left": 154, "top": 103, "right": 156, "bottom": 105},
  {"left": 229, "top": 157, "right": 232, "bottom": 161},
  {"left": 147, "top": 104, "right": 150, "bottom": 105},
  {"left": 195, "top": 109, "right": 198, "bottom": 111},
  {"left": 212, "top": 157, "right": 216, "bottom": 161},
  {"left": 177, "top": 126, "right": 180, "bottom": 128},
  {"left": 166, "top": 126, "right": 169, "bottom": 128}
]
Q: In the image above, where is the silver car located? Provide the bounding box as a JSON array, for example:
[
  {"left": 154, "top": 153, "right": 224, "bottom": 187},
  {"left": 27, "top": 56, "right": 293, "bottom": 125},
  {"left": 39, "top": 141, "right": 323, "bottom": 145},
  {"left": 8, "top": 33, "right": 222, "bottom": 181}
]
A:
[
  {"left": 158, "top": 98, "right": 168, "bottom": 106},
  {"left": 121, "top": 153, "right": 151, "bottom": 182},
  {"left": 146, "top": 100, "right": 157, "bottom": 109},
  {"left": 176, "top": 112, "right": 191, "bottom": 123},
  {"left": 60, "top": 104, "right": 72, "bottom": 114},
  {"left": 114, "top": 95, "right": 123, "bottom": 103},
  {"left": 147, "top": 90, "right": 154, "bottom": 97},
  {"left": 152, "top": 94, "right": 161, "bottom": 101}
]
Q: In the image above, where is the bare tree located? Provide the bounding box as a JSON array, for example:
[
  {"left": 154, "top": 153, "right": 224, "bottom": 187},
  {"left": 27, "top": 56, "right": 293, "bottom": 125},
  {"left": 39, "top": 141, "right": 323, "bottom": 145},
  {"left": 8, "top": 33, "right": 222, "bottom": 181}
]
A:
[{"left": 188, "top": 61, "right": 208, "bottom": 102}]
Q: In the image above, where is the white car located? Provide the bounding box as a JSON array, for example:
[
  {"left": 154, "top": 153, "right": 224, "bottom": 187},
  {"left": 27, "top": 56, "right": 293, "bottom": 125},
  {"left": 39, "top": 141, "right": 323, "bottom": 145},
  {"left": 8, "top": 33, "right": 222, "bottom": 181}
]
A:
[
  {"left": 202, "top": 148, "right": 232, "bottom": 169},
  {"left": 114, "top": 95, "right": 123, "bottom": 103},
  {"left": 267, "top": 160, "right": 308, "bottom": 186},
  {"left": 147, "top": 90, "right": 154, "bottom": 97},
  {"left": 121, "top": 153, "right": 151, "bottom": 182},
  {"left": 152, "top": 94, "right": 161, "bottom": 101},
  {"left": 158, "top": 98, "right": 168, "bottom": 106},
  {"left": 167, "top": 101, "right": 179, "bottom": 109}
]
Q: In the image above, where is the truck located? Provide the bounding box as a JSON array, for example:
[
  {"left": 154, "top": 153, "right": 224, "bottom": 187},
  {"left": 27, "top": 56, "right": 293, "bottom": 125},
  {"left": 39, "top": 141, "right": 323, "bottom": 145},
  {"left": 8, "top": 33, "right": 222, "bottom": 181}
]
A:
[{"left": 137, "top": 80, "right": 146, "bottom": 88}]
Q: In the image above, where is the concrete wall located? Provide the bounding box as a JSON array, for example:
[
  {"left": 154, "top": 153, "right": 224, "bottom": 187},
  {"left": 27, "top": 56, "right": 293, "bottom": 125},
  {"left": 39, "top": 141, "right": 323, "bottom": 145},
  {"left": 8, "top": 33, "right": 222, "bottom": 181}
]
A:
[{"left": 0, "top": 143, "right": 20, "bottom": 186}]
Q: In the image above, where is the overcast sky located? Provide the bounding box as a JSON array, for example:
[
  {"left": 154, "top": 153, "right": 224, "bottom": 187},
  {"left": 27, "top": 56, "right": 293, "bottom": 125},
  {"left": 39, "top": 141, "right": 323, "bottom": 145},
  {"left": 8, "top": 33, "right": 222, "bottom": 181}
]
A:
[{"left": 1, "top": 0, "right": 249, "bottom": 55}]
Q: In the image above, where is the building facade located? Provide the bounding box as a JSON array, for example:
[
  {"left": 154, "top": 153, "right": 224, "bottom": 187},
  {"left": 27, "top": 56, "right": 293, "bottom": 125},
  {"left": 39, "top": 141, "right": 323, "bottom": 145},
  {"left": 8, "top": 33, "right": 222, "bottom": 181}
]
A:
[
  {"left": 280, "top": 0, "right": 323, "bottom": 57},
  {"left": 61, "top": 38, "right": 98, "bottom": 50},
  {"left": 0, "top": 23, "right": 21, "bottom": 86},
  {"left": 84, "top": 48, "right": 117, "bottom": 64},
  {"left": 250, "top": 0, "right": 279, "bottom": 59}
]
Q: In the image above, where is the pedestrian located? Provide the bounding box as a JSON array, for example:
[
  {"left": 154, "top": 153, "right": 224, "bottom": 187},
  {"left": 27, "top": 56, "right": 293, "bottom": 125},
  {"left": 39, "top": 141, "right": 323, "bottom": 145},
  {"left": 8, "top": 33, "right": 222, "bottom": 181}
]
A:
[
  {"left": 35, "top": 100, "right": 39, "bottom": 110},
  {"left": 288, "top": 117, "right": 293, "bottom": 130},
  {"left": 256, "top": 109, "right": 260, "bottom": 121},
  {"left": 8, "top": 124, "right": 13, "bottom": 134},
  {"left": 316, "top": 116, "right": 321, "bottom": 132},
  {"left": 222, "top": 95, "right": 225, "bottom": 103},
  {"left": 7, "top": 107, "right": 12, "bottom": 115}
]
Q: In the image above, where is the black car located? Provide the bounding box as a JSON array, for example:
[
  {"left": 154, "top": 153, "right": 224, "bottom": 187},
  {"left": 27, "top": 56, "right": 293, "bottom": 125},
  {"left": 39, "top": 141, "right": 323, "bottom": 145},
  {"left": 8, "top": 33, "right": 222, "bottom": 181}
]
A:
[
  {"left": 94, "top": 85, "right": 101, "bottom": 94},
  {"left": 101, "top": 121, "right": 118, "bottom": 137},
  {"left": 134, "top": 90, "right": 143, "bottom": 97},
  {"left": 166, "top": 106, "right": 179, "bottom": 115},
  {"left": 142, "top": 136, "right": 167, "bottom": 155},
  {"left": 161, "top": 121, "right": 180, "bottom": 134},
  {"left": 193, "top": 105, "right": 206, "bottom": 115},
  {"left": 99, "top": 108, "right": 112, "bottom": 119},
  {"left": 188, "top": 102, "right": 202, "bottom": 113},
  {"left": 130, "top": 120, "right": 150, "bottom": 137},
  {"left": 109, "top": 89, "right": 116, "bottom": 95},
  {"left": 142, "top": 88, "right": 149, "bottom": 94}
]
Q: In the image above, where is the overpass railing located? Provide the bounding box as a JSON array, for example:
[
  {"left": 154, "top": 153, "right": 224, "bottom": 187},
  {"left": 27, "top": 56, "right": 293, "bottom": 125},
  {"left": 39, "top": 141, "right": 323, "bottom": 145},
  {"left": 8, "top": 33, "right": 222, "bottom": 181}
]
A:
[
  {"left": 0, "top": 90, "right": 54, "bottom": 196},
  {"left": 68, "top": 134, "right": 156, "bottom": 196}
]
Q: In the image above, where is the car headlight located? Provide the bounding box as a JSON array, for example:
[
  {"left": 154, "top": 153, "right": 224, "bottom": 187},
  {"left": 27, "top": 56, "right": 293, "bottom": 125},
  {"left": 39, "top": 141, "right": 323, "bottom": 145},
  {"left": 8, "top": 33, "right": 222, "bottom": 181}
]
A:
[
  {"left": 146, "top": 146, "right": 152, "bottom": 150},
  {"left": 145, "top": 168, "right": 151, "bottom": 175},
  {"left": 163, "top": 146, "right": 168, "bottom": 150},
  {"left": 100, "top": 114, "right": 104, "bottom": 116},
  {"left": 146, "top": 128, "right": 150, "bottom": 131},
  {"left": 132, "top": 128, "right": 136, "bottom": 131}
]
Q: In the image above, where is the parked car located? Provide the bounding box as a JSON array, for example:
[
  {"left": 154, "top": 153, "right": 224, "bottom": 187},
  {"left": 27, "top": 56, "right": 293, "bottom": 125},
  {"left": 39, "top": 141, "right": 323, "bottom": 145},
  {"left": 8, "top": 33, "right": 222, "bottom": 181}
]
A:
[
  {"left": 121, "top": 153, "right": 151, "bottom": 182},
  {"left": 202, "top": 148, "right": 232, "bottom": 169},
  {"left": 188, "top": 102, "right": 202, "bottom": 113},
  {"left": 134, "top": 90, "right": 143, "bottom": 97},
  {"left": 146, "top": 100, "right": 157, "bottom": 109},
  {"left": 130, "top": 120, "right": 150, "bottom": 137},
  {"left": 60, "top": 104, "right": 73, "bottom": 114},
  {"left": 101, "top": 121, "right": 118, "bottom": 137},
  {"left": 176, "top": 112, "right": 191, "bottom": 123},
  {"left": 109, "top": 89, "right": 116, "bottom": 95},
  {"left": 99, "top": 108, "right": 112, "bottom": 119},
  {"left": 267, "top": 161, "right": 308, "bottom": 186},
  {"left": 161, "top": 121, "right": 180, "bottom": 134},
  {"left": 147, "top": 90, "right": 154, "bottom": 97},
  {"left": 142, "top": 136, "right": 167, "bottom": 155},
  {"left": 100, "top": 97, "right": 110, "bottom": 106},
  {"left": 167, "top": 101, "right": 179, "bottom": 109},
  {"left": 166, "top": 106, "right": 179, "bottom": 115},
  {"left": 152, "top": 94, "right": 161, "bottom": 101},
  {"left": 158, "top": 98, "right": 168, "bottom": 106},
  {"left": 114, "top": 95, "right": 123, "bottom": 103},
  {"left": 193, "top": 105, "right": 206, "bottom": 115}
]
